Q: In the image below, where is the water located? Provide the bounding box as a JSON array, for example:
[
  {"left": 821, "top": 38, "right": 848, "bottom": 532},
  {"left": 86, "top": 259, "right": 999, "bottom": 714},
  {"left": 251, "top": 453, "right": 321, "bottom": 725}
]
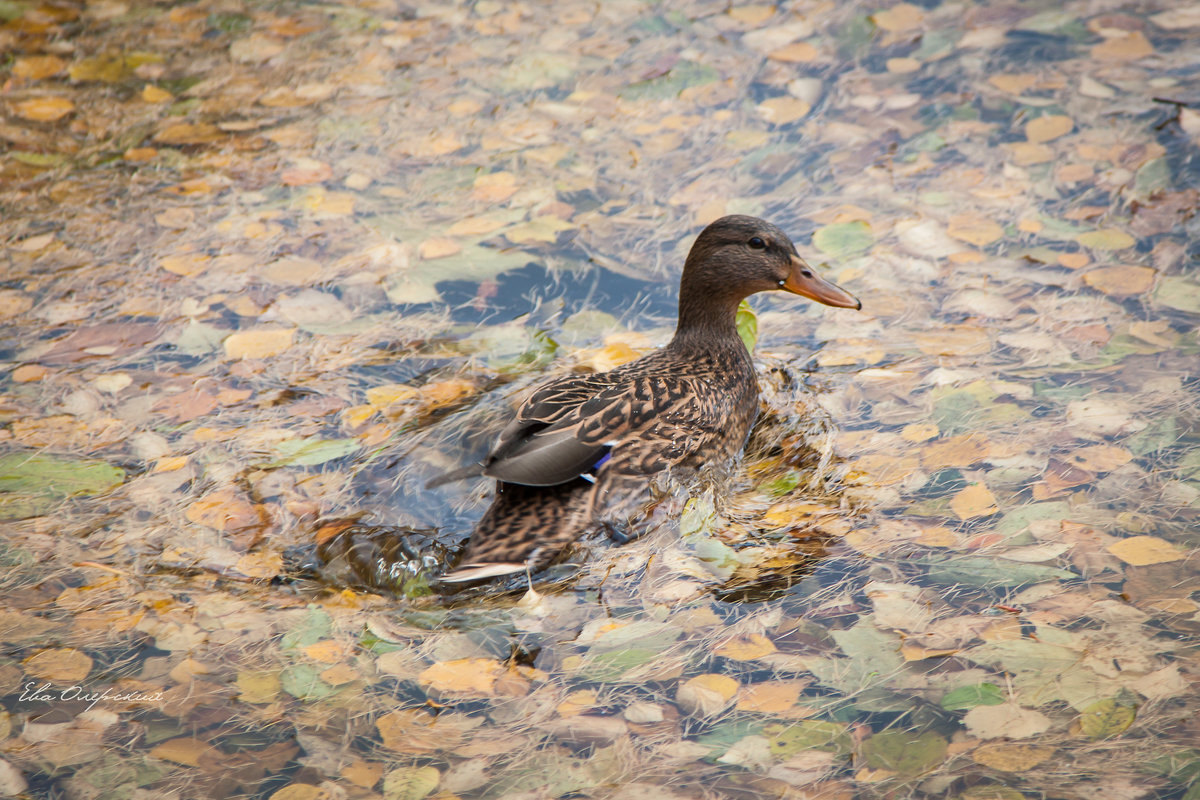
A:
[{"left": 1, "top": 0, "right": 1199, "bottom": 797}]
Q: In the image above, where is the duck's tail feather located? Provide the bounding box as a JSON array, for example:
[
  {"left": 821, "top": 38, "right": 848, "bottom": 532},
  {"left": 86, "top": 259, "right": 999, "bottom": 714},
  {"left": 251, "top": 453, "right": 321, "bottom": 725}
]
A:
[
  {"left": 425, "top": 463, "right": 485, "bottom": 489},
  {"left": 437, "top": 562, "right": 527, "bottom": 583}
]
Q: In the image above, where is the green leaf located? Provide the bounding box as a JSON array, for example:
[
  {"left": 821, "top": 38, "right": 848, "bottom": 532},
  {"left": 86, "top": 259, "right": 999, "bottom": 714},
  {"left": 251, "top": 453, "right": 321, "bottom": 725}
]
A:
[
  {"left": 1078, "top": 697, "right": 1136, "bottom": 739},
  {"left": 9, "top": 151, "right": 67, "bottom": 167},
  {"left": 279, "top": 663, "right": 336, "bottom": 699},
  {"left": 736, "top": 299, "right": 758, "bottom": 353},
  {"left": 280, "top": 605, "right": 332, "bottom": 649},
  {"left": 812, "top": 221, "right": 873, "bottom": 259},
  {"left": 263, "top": 436, "right": 361, "bottom": 467},
  {"left": 622, "top": 60, "right": 719, "bottom": 100},
  {"left": 0, "top": 453, "right": 125, "bottom": 498},
  {"left": 862, "top": 730, "right": 948, "bottom": 776},
  {"left": 923, "top": 557, "right": 1076, "bottom": 587},
  {"left": 1125, "top": 416, "right": 1178, "bottom": 456},
  {"left": 383, "top": 765, "right": 440, "bottom": 800},
  {"left": 765, "top": 720, "right": 853, "bottom": 756},
  {"left": 941, "top": 682, "right": 1005, "bottom": 710},
  {"left": 1156, "top": 277, "right": 1200, "bottom": 314}
]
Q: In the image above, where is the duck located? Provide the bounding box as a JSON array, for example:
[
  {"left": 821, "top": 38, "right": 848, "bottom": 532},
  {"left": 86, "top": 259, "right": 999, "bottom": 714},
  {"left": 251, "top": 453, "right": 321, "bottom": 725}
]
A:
[{"left": 433, "top": 215, "right": 861, "bottom": 583}]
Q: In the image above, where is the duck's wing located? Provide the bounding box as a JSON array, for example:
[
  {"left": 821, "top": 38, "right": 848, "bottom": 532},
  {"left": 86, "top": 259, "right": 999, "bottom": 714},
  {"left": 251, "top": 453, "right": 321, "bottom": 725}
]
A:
[{"left": 481, "top": 372, "right": 625, "bottom": 486}]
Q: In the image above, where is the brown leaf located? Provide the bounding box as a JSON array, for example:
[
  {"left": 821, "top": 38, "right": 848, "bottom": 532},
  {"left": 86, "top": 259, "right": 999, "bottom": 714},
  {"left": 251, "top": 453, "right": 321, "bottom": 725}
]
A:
[{"left": 185, "top": 489, "right": 261, "bottom": 531}]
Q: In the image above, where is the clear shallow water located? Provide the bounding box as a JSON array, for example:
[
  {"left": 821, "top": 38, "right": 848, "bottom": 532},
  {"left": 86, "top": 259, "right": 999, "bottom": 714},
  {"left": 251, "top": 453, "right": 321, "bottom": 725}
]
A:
[{"left": 1, "top": 0, "right": 1199, "bottom": 798}]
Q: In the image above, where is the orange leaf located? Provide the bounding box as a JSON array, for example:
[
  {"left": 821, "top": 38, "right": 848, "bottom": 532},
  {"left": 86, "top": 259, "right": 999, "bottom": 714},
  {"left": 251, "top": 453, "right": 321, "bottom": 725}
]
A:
[
  {"left": 15, "top": 96, "right": 74, "bottom": 121},
  {"left": 947, "top": 214, "right": 1003, "bottom": 247},
  {"left": 1025, "top": 115, "right": 1073, "bottom": 143},
  {"left": 950, "top": 483, "right": 998, "bottom": 520},
  {"left": 1081, "top": 266, "right": 1155, "bottom": 296},
  {"left": 715, "top": 634, "right": 777, "bottom": 661}
]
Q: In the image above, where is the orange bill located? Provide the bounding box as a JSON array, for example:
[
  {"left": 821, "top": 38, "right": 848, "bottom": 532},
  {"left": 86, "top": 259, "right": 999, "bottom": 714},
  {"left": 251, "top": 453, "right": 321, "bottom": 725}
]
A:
[{"left": 782, "top": 254, "right": 861, "bottom": 309}]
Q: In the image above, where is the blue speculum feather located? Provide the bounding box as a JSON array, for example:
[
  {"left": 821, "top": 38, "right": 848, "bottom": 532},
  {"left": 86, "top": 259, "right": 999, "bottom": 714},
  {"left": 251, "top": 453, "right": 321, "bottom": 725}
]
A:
[{"left": 592, "top": 450, "right": 613, "bottom": 470}]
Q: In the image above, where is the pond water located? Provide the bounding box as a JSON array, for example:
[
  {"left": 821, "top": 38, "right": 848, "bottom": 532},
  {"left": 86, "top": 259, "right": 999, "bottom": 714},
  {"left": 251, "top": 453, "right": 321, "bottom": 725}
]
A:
[{"left": 2, "top": 0, "right": 1200, "bottom": 798}]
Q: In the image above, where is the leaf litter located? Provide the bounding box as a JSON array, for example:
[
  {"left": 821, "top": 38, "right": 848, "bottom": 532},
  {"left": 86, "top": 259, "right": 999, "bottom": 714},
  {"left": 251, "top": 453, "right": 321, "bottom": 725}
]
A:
[{"left": 1, "top": 0, "right": 1199, "bottom": 798}]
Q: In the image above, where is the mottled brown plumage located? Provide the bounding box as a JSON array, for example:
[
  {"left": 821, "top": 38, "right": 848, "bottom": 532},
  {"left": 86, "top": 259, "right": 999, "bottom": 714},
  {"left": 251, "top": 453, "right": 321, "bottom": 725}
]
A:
[{"left": 436, "top": 215, "right": 861, "bottom": 582}]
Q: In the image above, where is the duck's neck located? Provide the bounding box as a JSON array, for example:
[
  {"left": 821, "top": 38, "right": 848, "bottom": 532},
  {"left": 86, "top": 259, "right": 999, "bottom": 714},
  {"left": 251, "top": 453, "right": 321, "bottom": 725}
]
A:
[{"left": 668, "top": 281, "right": 748, "bottom": 355}]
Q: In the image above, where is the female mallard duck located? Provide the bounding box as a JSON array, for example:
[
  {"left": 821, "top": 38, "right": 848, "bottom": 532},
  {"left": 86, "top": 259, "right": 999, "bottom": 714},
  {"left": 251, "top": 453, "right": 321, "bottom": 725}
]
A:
[{"left": 436, "top": 215, "right": 860, "bottom": 582}]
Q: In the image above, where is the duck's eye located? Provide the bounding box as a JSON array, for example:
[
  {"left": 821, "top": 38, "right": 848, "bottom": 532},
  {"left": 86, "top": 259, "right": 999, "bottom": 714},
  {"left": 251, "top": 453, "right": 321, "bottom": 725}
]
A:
[{"left": 748, "top": 237, "right": 766, "bottom": 249}]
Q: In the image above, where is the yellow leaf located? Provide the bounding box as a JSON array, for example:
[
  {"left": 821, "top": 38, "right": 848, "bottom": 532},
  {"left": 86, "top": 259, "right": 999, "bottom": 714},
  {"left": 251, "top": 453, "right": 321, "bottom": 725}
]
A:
[
  {"left": 950, "top": 483, "right": 998, "bottom": 520},
  {"left": 418, "top": 658, "right": 504, "bottom": 695},
  {"left": 872, "top": 2, "right": 924, "bottom": 31},
  {"left": 886, "top": 57, "right": 921, "bottom": 73},
  {"left": 160, "top": 253, "right": 210, "bottom": 277},
  {"left": 1025, "top": 115, "right": 1073, "bottom": 143},
  {"left": 715, "top": 634, "right": 777, "bottom": 661},
  {"left": 736, "top": 681, "right": 805, "bottom": 713},
  {"left": 1107, "top": 535, "right": 1185, "bottom": 566},
  {"left": 472, "top": 171, "right": 518, "bottom": 203},
  {"left": 418, "top": 237, "right": 461, "bottom": 259},
  {"left": 1076, "top": 229, "right": 1136, "bottom": 250},
  {"left": 846, "top": 454, "right": 922, "bottom": 486},
  {"left": 224, "top": 327, "right": 295, "bottom": 359},
  {"left": 676, "top": 674, "right": 740, "bottom": 716},
  {"left": 946, "top": 214, "right": 1004, "bottom": 247},
  {"left": 262, "top": 255, "right": 321, "bottom": 286},
  {"left": 912, "top": 326, "right": 991, "bottom": 356},
  {"left": 1007, "top": 142, "right": 1055, "bottom": 166},
  {"left": 269, "top": 784, "right": 327, "bottom": 800},
  {"left": 1081, "top": 266, "right": 1155, "bottom": 296},
  {"left": 342, "top": 760, "right": 384, "bottom": 789},
  {"left": 447, "top": 215, "right": 510, "bottom": 236},
  {"left": 758, "top": 97, "right": 810, "bottom": 124},
  {"left": 768, "top": 42, "right": 819, "bottom": 62},
  {"left": 505, "top": 216, "right": 576, "bottom": 243},
  {"left": 141, "top": 84, "right": 173, "bottom": 103},
  {"left": 237, "top": 671, "right": 281, "bottom": 703},
  {"left": 1091, "top": 31, "right": 1153, "bottom": 61},
  {"left": 901, "top": 423, "right": 939, "bottom": 443},
  {"left": 557, "top": 689, "right": 598, "bottom": 717},
  {"left": 1064, "top": 445, "right": 1132, "bottom": 473},
  {"left": 24, "top": 648, "right": 93, "bottom": 681},
  {"left": 988, "top": 74, "right": 1036, "bottom": 94},
  {"left": 303, "top": 640, "right": 350, "bottom": 663},
  {"left": 584, "top": 342, "right": 640, "bottom": 371},
  {"left": 972, "top": 743, "right": 1055, "bottom": 772},
  {"left": 921, "top": 434, "right": 991, "bottom": 470},
  {"left": 365, "top": 384, "right": 419, "bottom": 409},
  {"left": 320, "top": 664, "right": 361, "bottom": 686},
  {"left": 728, "top": 4, "right": 775, "bottom": 24},
  {"left": 15, "top": 96, "right": 75, "bottom": 121}
]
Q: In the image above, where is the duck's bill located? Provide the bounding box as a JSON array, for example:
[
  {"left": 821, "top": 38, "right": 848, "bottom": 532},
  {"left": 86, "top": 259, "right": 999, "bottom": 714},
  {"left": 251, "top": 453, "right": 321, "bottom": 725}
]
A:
[{"left": 782, "top": 254, "right": 862, "bottom": 309}]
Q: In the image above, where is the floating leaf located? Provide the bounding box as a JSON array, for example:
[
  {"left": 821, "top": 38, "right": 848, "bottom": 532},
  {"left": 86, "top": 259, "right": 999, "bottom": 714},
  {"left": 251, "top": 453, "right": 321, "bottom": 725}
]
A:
[
  {"left": 223, "top": 327, "right": 295, "bottom": 359},
  {"left": 419, "top": 658, "right": 504, "bottom": 696},
  {"left": 924, "top": 557, "right": 1076, "bottom": 587},
  {"left": 812, "top": 221, "right": 873, "bottom": 259},
  {"left": 1155, "top": 276, "right": 1200, "bottom": 313},
  {"left": 941, "top": 683, "right": 1005, "bottom": 710},
  {"left": 972, "top": 743, "right": 1056, "bottom": 772},
  {"left": 1078, "top": 697, "right": 1136, "bottom": 739},
  {"left": 382, "top": 766, "right": 440, "bottom": 800},
  {"left": 263, "top": 437, "right": 360, "bottom": 467},
  {"left": 1076, "top": 230, "right": 1136, "bottom": 251},
  {"left": 765, "top": 720, "right": 854, "bottom": 756},
  {"left": 947, "top": 213, "right": 1004, "bottom": 247},
  {"left": 1025, "top": 115, "right": 1073, "bottom": 143},
  {"left": 14, "top": 96, "right": 74, "bottom": 122},
  {"left": 950, "top": 483, "right": 999, "bottom": 520},
  {"left": 862, "top": 731, "right": 948, "bottom": 776},
  {"left": 1107, "top": 535, "right": 1185, "bottom": 565},
  {"left": 736, "top": 299, "right": 758, "bottom": 353}
]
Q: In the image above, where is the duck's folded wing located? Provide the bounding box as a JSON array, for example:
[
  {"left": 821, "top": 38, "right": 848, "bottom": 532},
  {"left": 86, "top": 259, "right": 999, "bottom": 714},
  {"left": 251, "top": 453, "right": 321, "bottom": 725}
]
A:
[{"left": 482, "top": 373, "right": 626, "bottom": 487}]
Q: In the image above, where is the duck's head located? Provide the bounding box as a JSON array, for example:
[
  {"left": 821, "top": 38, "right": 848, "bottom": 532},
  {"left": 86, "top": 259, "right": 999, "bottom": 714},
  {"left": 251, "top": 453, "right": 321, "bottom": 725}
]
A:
[{"left": 682, "top": 215, "right": 861, "bottom": 310}]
